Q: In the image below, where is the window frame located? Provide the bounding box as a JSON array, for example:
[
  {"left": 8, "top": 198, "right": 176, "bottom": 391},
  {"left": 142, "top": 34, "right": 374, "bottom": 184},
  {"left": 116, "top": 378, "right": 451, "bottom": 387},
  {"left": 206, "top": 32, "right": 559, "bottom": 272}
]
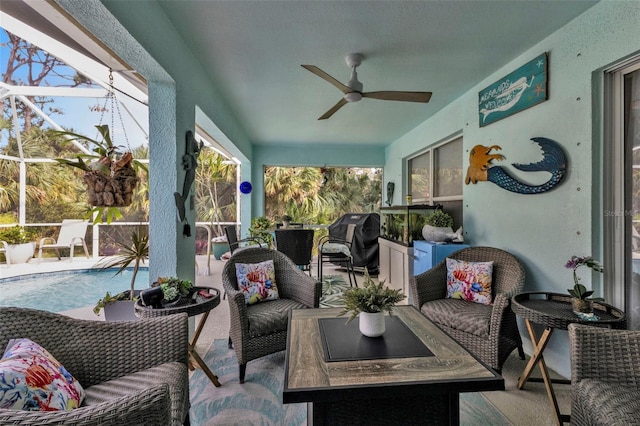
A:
[{"left": 407, "top": 135, "right": 463, "bottom": 205}]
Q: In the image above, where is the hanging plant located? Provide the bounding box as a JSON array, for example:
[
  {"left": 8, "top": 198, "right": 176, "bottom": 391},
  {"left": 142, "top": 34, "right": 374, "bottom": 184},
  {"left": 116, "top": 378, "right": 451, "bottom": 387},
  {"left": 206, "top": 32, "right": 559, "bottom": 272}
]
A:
[
  {"left": 55, "top": 70, "right": 146, "bottom": 211},
  {"left": 55, "top": 124, "right": 146, "bottom": 207}
]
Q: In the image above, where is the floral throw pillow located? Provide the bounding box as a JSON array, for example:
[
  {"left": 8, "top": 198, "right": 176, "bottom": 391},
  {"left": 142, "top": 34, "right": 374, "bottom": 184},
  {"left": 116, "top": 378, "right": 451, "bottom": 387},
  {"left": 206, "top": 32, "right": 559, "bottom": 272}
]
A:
[
  {"left": 0, "top": 338, "right": 85, "bottom": 411},
  {"left": 446, "top": 258, "right": 494, "bottom": 305},
  {"left": 236, "top": 260, "right": 279, "bottom": 305}
]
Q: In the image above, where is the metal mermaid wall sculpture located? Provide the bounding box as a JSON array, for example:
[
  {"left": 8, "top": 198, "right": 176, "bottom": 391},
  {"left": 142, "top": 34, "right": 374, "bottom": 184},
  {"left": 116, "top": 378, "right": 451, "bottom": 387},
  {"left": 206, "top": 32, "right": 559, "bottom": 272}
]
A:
[{"left": 464, "top": 137, "right": 566, "bottom": 194}]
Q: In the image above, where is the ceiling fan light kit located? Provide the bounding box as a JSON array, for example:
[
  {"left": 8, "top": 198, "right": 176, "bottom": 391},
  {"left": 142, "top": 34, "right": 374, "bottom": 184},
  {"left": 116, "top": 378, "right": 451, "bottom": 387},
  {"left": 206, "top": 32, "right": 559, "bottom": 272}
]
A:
[{"left": 302, "top": 52, "right": 432, "bottom": 120}]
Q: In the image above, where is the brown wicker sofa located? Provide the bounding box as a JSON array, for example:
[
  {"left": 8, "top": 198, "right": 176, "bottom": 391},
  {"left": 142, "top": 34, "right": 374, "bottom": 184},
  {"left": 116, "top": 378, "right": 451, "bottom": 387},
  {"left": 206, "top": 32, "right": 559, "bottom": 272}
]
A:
[
  {"left": 569, "top": 323, "right": 640, "bottom": 425},
  {"left": 409, "top": 246, "right": 525, "bottom": 372},
  {"left": 222, "top": 247, "right": 322, "bottom": 383},
  {"left": 0, "top": 307, "right": 190, "bottom": 425}
]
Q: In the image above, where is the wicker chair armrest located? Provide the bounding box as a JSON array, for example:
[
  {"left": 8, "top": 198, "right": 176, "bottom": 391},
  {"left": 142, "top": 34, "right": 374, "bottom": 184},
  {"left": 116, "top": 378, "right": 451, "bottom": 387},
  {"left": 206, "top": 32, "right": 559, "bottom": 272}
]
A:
[
  {"left": 409, "top": 264, "right": 448, "bottom": 308},
  {"left": 224, "top": 287, "right": 250, "bottom": 327},
  {"left": 487, "top": 293, "right": 510, "bottom": 335},
  {"left": 277, "top": 268, "right": 322, "bottom": 308},
  {"left": 0, "top": 308, "right": 188, "bottom": 387},
  {"left": 569, "top": 323, "right": 640, "bottom": 386},
  {"left": 0, "top": 383, "right": 171, "bottom": 425}
]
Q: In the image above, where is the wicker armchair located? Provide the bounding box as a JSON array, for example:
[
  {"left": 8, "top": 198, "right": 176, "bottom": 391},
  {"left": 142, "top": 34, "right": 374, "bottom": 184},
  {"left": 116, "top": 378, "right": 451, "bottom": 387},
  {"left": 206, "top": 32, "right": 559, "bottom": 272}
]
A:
[
  {"left": 0, "top": 307, "right": 190, "bottom": 425},
  {"left": 409, "top": 246, "right": 525, "bottom": 372},
  {"left": 569, "top": 324, "right": 640, "bottom": 425},
  {"left": 222, "top": 247, "right": 322, "bottom": 383}
]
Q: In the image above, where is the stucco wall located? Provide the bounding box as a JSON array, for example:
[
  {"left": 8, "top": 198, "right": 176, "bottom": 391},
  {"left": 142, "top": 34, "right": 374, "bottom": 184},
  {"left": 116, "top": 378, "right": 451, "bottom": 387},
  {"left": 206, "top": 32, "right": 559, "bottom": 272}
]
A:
[{"left": 385, "top": 0, "right": 640, "bottom": 377}]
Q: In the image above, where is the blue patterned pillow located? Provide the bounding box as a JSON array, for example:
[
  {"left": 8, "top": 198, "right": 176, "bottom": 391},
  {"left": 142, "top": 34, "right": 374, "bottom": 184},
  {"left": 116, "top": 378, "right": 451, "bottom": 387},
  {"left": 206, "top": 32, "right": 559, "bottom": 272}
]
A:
[
  {"left": 446, "top": 258, "right": 493, "bottom": 305},
  {"left": 0, "top": 338, "right": 85, "bottom": 411},
  {"left": 235, "top": 260, "right": 279, "bottom": 305}
]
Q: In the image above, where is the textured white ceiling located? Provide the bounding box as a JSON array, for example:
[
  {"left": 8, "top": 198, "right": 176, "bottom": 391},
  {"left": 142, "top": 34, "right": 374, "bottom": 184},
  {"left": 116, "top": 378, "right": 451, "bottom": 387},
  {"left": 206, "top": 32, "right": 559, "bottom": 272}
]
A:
[{"left": 157, "top": 1, "right": 598, "bottom": 147}]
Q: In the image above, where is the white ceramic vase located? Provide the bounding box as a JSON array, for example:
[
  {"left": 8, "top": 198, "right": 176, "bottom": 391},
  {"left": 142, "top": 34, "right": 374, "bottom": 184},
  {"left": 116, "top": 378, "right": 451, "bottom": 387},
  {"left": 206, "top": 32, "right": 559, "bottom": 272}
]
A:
[
  {"left": 7, "top": 242, "right": 35, "bottom": 264},
  {"left": 359, "top": 312, "right": 385, "bottom": 337}
]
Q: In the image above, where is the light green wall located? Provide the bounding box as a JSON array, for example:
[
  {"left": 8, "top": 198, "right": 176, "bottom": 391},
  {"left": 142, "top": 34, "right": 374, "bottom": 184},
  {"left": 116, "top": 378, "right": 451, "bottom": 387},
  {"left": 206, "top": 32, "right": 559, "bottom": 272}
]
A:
[{"left": 385, "top": 0, "right": 640, "bottom": 377}]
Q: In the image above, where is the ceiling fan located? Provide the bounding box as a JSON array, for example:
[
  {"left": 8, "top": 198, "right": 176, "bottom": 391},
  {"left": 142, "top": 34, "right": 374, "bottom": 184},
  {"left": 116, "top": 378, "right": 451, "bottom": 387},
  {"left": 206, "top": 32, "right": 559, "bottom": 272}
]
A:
[{"left": 302, "top": 53, "right": 432, "bottom": 120}]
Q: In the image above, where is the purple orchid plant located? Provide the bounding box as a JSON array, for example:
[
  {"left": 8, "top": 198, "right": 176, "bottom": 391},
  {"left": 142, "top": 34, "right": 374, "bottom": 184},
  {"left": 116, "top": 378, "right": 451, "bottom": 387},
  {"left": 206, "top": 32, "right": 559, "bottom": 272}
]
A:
[{"left": 565, "top": 256, "right": 604, "bottom": 301}]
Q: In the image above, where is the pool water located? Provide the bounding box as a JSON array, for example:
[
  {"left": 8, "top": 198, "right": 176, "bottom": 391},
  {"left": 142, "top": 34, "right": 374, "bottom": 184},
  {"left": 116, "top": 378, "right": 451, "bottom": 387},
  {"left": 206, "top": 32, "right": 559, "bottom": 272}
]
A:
[{"left": 0, "top": 268, "right": 150, "bottom": 313}]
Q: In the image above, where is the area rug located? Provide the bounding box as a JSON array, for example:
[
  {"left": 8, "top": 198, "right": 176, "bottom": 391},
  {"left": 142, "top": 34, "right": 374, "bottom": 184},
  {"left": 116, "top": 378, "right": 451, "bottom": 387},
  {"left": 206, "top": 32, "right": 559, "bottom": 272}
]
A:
[
  {"left": 319, "top": 274, "right": 350, "bottom": 308},
  {"left": 189, "top": 275, "right": 513, "bottom": 425},
  {"left": 190, "top": 341, "right": 513, "bottom": 426},
  {"left": 189, "top": 340, "right": 305, "bottom": 426}
]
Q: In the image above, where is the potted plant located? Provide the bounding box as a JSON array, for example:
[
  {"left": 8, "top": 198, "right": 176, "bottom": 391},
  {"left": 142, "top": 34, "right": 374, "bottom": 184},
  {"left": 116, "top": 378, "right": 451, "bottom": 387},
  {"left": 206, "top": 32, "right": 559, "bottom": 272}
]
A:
[
  {"left": 281, "top": 214, "right": 292, "bottom": 229},
  {"left": 422, "top": 209, "right": 463, "bottom": 243},
  {"left": 152, "top": 276, "right": 194, "bottom": 306},
  {"left": 338, "top": 269, "right": 405, "bottom": 337},
  {"left": 249, "top": 216, "right": 274, "bottom": 247},
  {"left": 566, "top": 255, "right": 604, "bottom": 314},
  {"left": 55, "top": 124, "right": 147, "bottom": 208},
  {"left": 94, "top": 225, "right": 149, "bottom": 320},
  {"left": 0, "top": 225, "right": 36, "bottom": 264},
  {"left": 211, "top": 235, "right": 229, "bottom": 260}
]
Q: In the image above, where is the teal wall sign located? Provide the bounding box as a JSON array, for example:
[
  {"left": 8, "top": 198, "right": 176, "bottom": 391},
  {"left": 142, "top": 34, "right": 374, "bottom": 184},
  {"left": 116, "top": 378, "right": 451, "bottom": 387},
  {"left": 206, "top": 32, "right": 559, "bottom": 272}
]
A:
[{"left": 478, "top": 52, "right": 548, "bottom": 127}]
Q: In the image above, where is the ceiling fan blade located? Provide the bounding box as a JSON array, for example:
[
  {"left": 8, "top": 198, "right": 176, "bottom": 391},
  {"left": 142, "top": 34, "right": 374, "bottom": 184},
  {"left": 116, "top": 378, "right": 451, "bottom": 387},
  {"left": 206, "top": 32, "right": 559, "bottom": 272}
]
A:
[
  {"left": 301, "top": 65, "right": 351, "bottom": 94},
  {"left": 318, "top": 98, "right": 348, "bottom": 120},
  {"left": 362, "top": 91, "right": 432, "bottom": 103}
]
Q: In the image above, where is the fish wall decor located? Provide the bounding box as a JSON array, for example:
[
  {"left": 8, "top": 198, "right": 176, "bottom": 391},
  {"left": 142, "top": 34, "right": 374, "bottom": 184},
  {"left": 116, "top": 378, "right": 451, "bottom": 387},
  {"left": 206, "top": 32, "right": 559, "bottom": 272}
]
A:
[{"left": 465, "top": 137, "right": 566, "bottom": 194}]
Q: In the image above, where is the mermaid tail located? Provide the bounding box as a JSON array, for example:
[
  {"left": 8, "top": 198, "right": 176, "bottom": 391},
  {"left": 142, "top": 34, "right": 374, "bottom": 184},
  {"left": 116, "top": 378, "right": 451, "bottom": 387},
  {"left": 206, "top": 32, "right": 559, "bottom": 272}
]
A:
[{"left": 487, "top": 137, "right": 566, "bottom": 194}]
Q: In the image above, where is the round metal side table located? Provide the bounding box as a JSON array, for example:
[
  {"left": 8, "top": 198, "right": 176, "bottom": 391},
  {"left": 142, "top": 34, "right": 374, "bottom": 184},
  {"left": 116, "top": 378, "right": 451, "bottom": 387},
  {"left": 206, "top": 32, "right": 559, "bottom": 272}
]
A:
[
  {"left": 135, "top": 286, "right": 221, "bottom": 387},
  {"left": 512, "top": 292, "right": 625, "bottom": 425}
]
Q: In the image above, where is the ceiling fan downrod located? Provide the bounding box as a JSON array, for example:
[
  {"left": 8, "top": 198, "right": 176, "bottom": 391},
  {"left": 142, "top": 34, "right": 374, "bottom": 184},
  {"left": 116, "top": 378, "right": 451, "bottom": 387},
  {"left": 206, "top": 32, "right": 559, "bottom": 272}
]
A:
[{"left": 344, "top": 53, "right": 364, "bottom": 99}]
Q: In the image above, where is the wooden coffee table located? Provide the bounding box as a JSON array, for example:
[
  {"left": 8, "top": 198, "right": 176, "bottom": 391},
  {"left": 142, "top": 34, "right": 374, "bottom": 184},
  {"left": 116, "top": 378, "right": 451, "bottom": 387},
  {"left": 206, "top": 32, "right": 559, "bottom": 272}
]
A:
[{"left": 283, "top": 306, "right": 504, "bottom": 425}]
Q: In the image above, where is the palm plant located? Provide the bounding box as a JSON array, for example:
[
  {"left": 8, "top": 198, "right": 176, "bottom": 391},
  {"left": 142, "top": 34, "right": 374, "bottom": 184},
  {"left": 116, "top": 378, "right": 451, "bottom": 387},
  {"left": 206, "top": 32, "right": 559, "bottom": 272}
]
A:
[
  {"left": 195, "top": 150, "right": 236, "bottom": 236},
  {"left": 97, "top": 225, "right": 149, "bottom": 301}
]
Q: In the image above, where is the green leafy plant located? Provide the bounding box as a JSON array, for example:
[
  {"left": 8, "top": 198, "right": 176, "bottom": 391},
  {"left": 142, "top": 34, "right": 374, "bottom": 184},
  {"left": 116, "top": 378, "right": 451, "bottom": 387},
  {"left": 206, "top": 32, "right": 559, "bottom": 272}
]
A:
[
  {"left": 282, "top": 214, "right": 292, "bottom": 222},
  {"left": 54, "top": 125, "right": 147, "bottom": 224},
  {"left": 54, "top": 124, "right": 147, "bottom": 176},
  {"left": 155, "top": 276, "right": 193, "bottom": 301},
  {"left": 565, "top": 256, "right": 604, "bottom": 301},
  {"left": 425, "top": 209, "right": 454, "bottom": 227},
  {"left": 0, "top": 225, "right": 36, "bottom": 245},
  {"left": 338, "top": 269, "right": 406, "bottom": 323},
  {"left": 94, "top": 226, "right": 149, "bottom": 314},
  {"left": 93, "top": 290, "right": 132, "bottom": 315},
  {"left": 249, "top": 216, "right": 274, "bottom": 246}
]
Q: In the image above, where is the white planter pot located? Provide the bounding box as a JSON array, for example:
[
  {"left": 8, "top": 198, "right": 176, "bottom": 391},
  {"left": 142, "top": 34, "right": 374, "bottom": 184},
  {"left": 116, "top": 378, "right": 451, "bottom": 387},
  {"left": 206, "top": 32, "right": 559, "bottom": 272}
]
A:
[
  {"left": 7, "top": 242, "right": 35, "bottom": 264},
  {"left": 359, "top": 311, "right": 385, "bottom": 337},
  {"left": 103, "top": 300, "right": 138, "bottom": 321}
]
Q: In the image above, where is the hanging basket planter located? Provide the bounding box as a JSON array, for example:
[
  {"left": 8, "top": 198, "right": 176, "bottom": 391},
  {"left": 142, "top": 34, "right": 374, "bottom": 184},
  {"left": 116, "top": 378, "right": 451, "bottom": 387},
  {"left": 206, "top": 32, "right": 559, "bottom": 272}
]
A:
[
  {"left": 55, "top": 70, "right": 146, "bottom": 209},
  {"left": 55, "top": 126, "right": 145, "bottom": 208},
  {"left": 83, "top": 163, "right": 139, "bottom": 207}
]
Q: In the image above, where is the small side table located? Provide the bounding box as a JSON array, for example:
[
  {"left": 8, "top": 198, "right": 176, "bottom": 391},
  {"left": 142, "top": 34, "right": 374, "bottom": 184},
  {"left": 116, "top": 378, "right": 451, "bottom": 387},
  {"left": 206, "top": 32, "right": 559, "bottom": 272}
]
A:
[
  {"left": 135, "top": 286, "right": 221, "bottom": 387},
  {"left": 512, "top": 292, "right": 625, "bottom": 425}
]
